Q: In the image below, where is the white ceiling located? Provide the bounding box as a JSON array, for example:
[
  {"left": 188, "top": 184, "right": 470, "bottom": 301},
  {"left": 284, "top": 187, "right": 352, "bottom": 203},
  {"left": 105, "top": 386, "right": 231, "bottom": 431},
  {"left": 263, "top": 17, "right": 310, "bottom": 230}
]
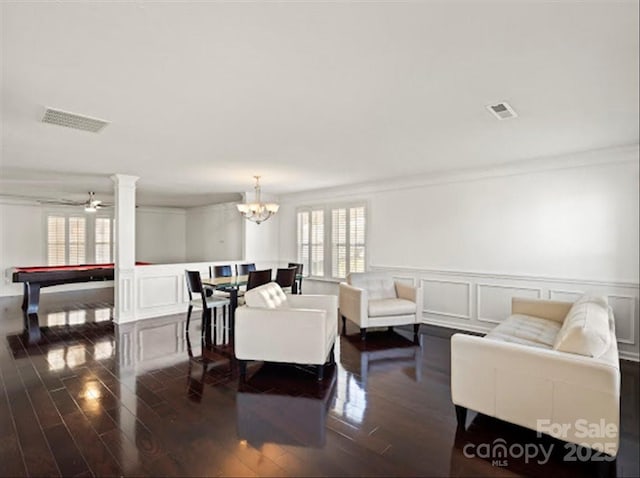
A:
[{"left": 1, "top": 1, "right": 638, "bottom": 207}]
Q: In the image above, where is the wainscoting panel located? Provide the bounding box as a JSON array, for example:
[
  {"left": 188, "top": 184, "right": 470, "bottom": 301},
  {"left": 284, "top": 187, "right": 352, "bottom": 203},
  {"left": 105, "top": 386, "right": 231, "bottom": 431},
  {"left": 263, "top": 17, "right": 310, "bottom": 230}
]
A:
[
  {"left": 477, "top": 284, "right": 542, "bottom": 324},
  {"left": 608, "top": 295, "right": 636, "bottom": 345},
  {"left": 131, "top": 262, "right": 210, "bottom": 321},
  {"left": 548, "top": 289, "right": 584, "bottom": 302},
  {"left": 421, "top": 279, "right": 472, "bottom": 320},
  {"left": 393, "top": 276, "right": 417, "bottom": 286},
  {"left": 371, "top": 265, "right": 640, "bottom": 361},
  {"left": 138, "top": 276, "right": 179, "bottom": 309}
]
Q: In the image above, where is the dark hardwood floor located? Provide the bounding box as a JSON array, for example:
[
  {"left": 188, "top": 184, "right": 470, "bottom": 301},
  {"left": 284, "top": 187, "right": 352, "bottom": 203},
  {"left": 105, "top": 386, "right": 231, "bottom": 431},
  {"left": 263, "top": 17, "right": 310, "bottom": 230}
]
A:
[{"left": 0, "top": 289, "right": 638, "bottom": 477}]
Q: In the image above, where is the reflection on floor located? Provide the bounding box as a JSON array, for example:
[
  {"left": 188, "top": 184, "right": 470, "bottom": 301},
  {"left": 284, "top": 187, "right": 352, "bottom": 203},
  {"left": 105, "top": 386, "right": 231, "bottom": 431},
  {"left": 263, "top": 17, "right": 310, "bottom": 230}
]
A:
[
  {"left": 0, "top": 289, "right": 638, "bottom": 477},
  {"left": 237, "top": 362, "right": 338, "bottom": 448}
]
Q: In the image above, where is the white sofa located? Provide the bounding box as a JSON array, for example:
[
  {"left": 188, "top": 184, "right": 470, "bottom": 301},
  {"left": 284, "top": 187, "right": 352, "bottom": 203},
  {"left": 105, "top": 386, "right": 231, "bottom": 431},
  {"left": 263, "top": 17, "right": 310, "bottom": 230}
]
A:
[
  {"left": 339, "top": 272, "right": 423, "bottom": 340},
  {"left": 451, "top": 295, "right": 620, "bottom": 457},
  {"left": 234, "top": 282, "right": 338, "bottom": 380}
]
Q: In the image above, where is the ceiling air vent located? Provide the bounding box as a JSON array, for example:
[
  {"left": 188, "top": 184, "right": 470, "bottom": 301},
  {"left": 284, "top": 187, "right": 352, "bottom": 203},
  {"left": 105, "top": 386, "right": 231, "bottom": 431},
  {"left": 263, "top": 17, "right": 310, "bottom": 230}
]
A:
[
  {"left": 42, "top": 107, "right": 109, "bottom": 133},
  {"left": 486, "top": 102, "right": 518, "bottom": 120}
]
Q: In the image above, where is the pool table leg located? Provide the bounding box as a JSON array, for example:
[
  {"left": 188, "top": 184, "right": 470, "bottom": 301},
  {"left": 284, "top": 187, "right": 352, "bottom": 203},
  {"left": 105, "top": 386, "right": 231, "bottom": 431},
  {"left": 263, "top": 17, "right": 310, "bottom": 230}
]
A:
[
  {"left": 22, "top": 282, "right": 41, "bottom": 315},
  {"left": 22, "top": 312, "right": 42, "bottom": 344}
]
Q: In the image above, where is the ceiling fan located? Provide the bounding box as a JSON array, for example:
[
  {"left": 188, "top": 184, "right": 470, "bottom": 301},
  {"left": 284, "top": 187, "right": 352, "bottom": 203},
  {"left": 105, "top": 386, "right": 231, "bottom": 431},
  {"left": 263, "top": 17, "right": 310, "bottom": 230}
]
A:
[{"left": 37, "top": 191, "right": 112, "bottom": 212}]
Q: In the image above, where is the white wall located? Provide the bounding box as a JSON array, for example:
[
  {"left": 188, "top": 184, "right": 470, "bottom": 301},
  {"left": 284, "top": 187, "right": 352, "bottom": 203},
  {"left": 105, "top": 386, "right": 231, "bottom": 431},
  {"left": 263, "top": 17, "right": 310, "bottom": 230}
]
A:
[
  {"left": 371, "top": 162, "right": 638, "bottom": 281},
  {"left": 244, "top": 215, "right": 280, "bottom": 265},
  {"left": 0, "top": 202, "right": 44, "bottom": 297},
  {"left": 136, "top": 207, "right": 187, "bottom": 264},
  {"left": 185, "top": 202, "right": 243, "bottom": 262}
]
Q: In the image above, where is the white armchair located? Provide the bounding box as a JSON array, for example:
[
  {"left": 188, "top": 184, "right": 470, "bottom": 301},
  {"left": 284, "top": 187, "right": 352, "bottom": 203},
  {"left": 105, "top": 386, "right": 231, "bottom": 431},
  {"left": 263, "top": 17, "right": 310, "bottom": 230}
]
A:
[
  {"left": 339, "top": 272, "right": 423, "bottom": 341},
  {"left": 234, "top": 282, "right": 338, "bottom": 380}
]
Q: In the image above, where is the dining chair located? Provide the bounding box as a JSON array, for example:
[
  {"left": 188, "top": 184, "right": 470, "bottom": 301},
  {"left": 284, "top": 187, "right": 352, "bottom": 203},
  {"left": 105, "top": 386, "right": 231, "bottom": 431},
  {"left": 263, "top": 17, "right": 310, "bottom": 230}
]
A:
[
  {"left": 288, "top": 262, "right": 304, "bottom": 294},
  {"left": 275, "top": 266, "right": 297, "bottom": 293},
  {"left": 236, "top": 263, "right": 257, "bottom": 276},
  {"left": 246, "top": 269, "right": 272, "bottom": 291},
  {"left": 209, "top": 264, "right": 236, "bottom": 300},
  {"left": 210, "top": 264, "right": 233, "bottom": 278},
  {"left": 185, "top": 270, "right": 231, "bottom": 338}
]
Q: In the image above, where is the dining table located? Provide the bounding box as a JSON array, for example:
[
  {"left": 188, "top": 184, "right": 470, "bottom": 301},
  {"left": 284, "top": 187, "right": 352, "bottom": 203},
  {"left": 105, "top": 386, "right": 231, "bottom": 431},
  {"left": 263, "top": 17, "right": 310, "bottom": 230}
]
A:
[
  {"left": 201, "top": 273, "right": 304, "bottom": 346},
  {"left": 201, "top": 275, "right": 247, "bottom": 343}
]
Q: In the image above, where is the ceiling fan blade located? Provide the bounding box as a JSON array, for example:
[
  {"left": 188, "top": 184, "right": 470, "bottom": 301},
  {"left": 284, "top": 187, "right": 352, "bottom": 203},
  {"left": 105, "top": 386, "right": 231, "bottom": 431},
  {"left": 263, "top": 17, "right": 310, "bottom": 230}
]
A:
[{"left": 37, "top": 198, "right": 85, "bottom": 206}]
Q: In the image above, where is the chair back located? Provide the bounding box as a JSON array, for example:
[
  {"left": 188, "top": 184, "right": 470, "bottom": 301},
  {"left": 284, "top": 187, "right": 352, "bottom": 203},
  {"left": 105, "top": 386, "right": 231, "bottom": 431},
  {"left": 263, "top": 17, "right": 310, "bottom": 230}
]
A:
[
  {"left": 185, "top": 270, "right": 207, "bottom": 306},
  {"left": 246, "top": 269, "right": 272, "bottom": 291},
  {"left": 237, "top": 263, "right": 257, "bottom": 276},
  {"left": 211, "top": 264, "right": 233, "bottom": 278},
  {"left": 275, "top": 266, "right": 297, "bottom": 289},
  {"left": 288, "top": 262, "right": 304, "bottom": 276},
  {"left": 347, "top": 272, "right": 396, "bottom": 300}
]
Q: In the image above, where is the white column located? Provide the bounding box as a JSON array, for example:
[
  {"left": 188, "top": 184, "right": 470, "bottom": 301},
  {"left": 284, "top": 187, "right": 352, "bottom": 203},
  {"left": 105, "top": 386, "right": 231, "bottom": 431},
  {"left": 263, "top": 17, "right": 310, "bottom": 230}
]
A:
[{"left": 111, "top": 174, "right": 139, "bottom": 323}]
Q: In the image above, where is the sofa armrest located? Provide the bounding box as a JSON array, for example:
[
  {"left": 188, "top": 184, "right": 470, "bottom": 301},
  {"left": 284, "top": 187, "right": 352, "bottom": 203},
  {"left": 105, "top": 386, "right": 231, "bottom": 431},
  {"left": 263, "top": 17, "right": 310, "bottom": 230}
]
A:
[
  {"left": 395, "top": 281, "right": 423, "bottom": 319},
  {"left": 511, "top": 297, "right": 572, "bottom": 323},
  {"left": 288, "top": 295, "right": 337, "bottom": 318},
  {"left": 235, "top": 307, "right": 330, "bottom": 364},
  {"left": 288, "top": 294, "right": 337, "bottom": 335},
  {"left": 339, "top": 282, "right": 367, "bottom": 326},
  {"left": 451, "top": 333, "right": 620, "bottom": 455}
]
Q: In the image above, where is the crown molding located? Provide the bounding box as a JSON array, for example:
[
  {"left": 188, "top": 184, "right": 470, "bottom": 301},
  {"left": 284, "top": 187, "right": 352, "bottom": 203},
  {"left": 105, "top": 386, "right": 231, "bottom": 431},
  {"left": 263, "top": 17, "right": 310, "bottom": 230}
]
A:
[
  {"left": 280, "top": 144, "right": 639, "bottom": 204},
  {"left": 186, "top": 200, "right": 240, "bottom": 213},
  {"left": 0, "top": 196, "right": 41, "bottom": 207},
  {"left": 136, "top": 206, "right": 187, "bottom": 215}
]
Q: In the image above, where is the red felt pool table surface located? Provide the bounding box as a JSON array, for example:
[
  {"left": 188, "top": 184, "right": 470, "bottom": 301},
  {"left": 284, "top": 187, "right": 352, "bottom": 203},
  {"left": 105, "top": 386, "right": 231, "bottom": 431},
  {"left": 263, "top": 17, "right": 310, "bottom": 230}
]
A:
[{"left": 13, "top": 262, "right": 151, "bottom": 273}]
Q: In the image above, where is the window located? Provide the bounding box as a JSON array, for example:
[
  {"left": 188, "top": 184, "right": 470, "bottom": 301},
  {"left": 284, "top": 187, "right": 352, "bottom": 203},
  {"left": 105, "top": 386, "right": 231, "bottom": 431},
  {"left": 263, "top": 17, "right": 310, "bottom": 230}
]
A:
[
  {"left": 46, "top": 213, "right": 111, "bottom": 265},
  {"left": 48, "top": 215, "right": 86, "bottom": 265},
  {"left": 311, "top": 210, "right": 324, "bottom": 276},
  {"left": 47, "top": 216, "right": 67, "bottom": 266},
  {"left": 68, "top": 217, "right": 86, "bottom": 264},
  {"left": 297, "top": 202, "right": 366, "bottom": 279},
  {"left": 297, "top": 209, "right": 325, "bottom": 276},
  {"left": 95, "top": 217, "right": 112, "bottom": 263},
  {"left": 331, "top": 208, "right": 347, "bottom": 278},
  {"left": 297, "top": 211, "right": 310, "bottom": 275},
  {"left": 349, "top": 206, "right": 366, "bottom": 274}
]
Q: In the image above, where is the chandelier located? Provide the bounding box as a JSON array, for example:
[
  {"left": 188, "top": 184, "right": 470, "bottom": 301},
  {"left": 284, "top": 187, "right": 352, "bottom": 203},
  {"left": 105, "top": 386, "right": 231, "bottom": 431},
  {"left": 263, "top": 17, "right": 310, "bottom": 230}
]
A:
[{"left": 236, "top": 176, "right": 279, "bottom": 225}]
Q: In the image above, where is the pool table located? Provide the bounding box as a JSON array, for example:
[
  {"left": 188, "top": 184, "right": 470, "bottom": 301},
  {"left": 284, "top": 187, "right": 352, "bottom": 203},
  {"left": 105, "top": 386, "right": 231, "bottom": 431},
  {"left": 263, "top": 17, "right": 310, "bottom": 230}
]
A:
[{"left": 11, "top": 262, "right": 150, "bottom": 315}]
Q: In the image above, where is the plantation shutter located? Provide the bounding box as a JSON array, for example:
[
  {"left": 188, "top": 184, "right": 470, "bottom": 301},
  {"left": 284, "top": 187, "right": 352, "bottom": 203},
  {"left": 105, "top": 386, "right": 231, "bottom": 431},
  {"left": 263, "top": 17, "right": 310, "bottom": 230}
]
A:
[
  {"left": 310, "top": 210, "right": 324, "bottom": 276},
  {"left": 349, "top": 206, "right": 366, "bottom": 273},
  {"left": 68, "top": 217, "right": 86, "bottom": 264},
  {"left": 47, "top": 216, "right": 66, "bottom": 266},
  {"left": 95, "top": 217, "right": 112, "bottom": 263},
  {"left": 331, "top": 208, "right": 347, "bottom": 278},
  {"left": 297, "top": 211, "right": 310, "bottom": 275}
]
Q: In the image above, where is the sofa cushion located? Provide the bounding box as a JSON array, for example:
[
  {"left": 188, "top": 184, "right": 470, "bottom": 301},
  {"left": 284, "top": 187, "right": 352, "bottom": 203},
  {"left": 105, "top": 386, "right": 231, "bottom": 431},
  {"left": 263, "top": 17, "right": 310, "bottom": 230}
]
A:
[
  {"left": 368, "top": 298, "right": 416, "bottom": 317},
  {"left": 244, "top": 283, "right": 288, "bottom": 309},
  {"left": 553, "top": 298, "right": 611, "bottom": 358},
  {"left": 348, "top": 272, "right": 396, "bottom": 300},
  {"left": 485, "top": 314, "right": 562, "bottom": 349}
]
